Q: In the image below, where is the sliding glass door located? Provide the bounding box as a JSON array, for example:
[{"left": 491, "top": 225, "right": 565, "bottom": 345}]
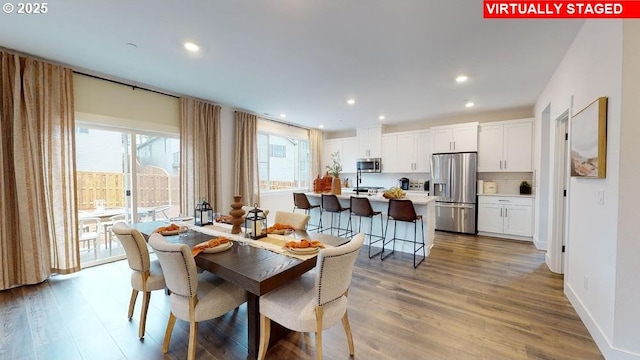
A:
[{"left": 76, "top": 124, "right": 179, "bottom": 267}]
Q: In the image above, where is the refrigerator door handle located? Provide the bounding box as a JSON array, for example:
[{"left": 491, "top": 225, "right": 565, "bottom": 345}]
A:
[{"left": 436, "top": 203, "right": 474, "bottom": 209}]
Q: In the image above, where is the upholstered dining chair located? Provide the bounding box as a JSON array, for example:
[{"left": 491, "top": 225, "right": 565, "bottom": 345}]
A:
[
  {"left": 149, "top": 234, "right": 248, "bottom": 360},
  {"left": 274, "top": 211, "right": 311, "bottom": 230},
  {"left": 257, "top": 233, "right": 365, "bottom": 360},
  {"left": 111, "top": 222, "right": 166, "bottom": 340}
]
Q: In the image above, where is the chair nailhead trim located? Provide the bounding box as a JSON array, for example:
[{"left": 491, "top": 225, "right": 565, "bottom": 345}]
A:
[
  {"left": 316, "top": 248, "right": 359, "bottom": 306},
  {"left": 156, "top": 248, "right": 194, "bottom": 297}
]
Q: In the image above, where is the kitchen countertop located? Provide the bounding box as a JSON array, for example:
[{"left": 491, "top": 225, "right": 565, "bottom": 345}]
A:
[
  {"left": 306, "top": 192, "right": 437, "bottom": 205},
  {"left": 478, "top": 193, "right": 535, "bottom": 198}
]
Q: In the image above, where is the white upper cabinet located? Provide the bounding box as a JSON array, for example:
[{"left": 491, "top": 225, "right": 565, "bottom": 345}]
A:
[
  {"left": 323, "top": 137, "right": 357, "bottom": 175},
  {"left": 431, "top": 122, "right": 478, "bottom": 153},
  {"left": 381, "top": 134, "right": 400, "bottom": 173},
  {"left": 380, "top": 130, "right": 431, "bottom": 173},
  {"left": 414, "top": 131, "right": 432, "bottom": 172},
  {"left": 478, "top": 118, "right": 533, "bottom": 172},
  {"left": 357, "top": 126, "right": 382, "bottom": 158}
]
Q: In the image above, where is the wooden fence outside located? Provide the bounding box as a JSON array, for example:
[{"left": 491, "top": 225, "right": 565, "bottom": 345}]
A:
[{"left": 77, "top": 166, "right": 178, "bottom": 210}]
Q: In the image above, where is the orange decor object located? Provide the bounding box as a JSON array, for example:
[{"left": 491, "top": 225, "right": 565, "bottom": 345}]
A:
[
  {"left": 230, "top": 195, "right": 245, "bottom": 234},
  {"left": 313, "top": 175, "right": 323, "bottom": 193},
  {"left": 322, "top": 172, "right": 333, "bottom": 192}
]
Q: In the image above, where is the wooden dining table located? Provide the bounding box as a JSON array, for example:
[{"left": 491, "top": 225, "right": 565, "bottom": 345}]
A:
[{"left": 132, "top": 221, "right": 349, "bottom": 359}]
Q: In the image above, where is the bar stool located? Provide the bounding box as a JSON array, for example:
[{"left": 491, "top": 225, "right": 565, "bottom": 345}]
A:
[
  {"left": 382, "top": 199, "right": 425, "bottom": 268},
  {"left": 348, "top": 196, "right": 384, "bottom": 258},
  {"left": 321, "top": 194, "right": 351, "bottom": 237},
  {"left": 292, "top": 192, "right": 322, "bottom": 231}
]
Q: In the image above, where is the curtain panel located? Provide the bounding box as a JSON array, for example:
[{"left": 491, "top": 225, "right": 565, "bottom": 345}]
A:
[
  {"left": 234, "top": 111, "right": 259, "bottom": 206},
  {"left": 0, "top": 51, "right": 80, "bottom": 290},
  {"left": 309, "top": 128, "right": 323, "bottom": 187},
  {"left": 179, "top": 97, "right": 222, "bottom": 214}
]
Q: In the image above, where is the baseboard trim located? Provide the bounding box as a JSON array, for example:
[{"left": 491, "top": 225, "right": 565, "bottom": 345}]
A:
[{"left": 565, "top": 282, "right": 640, "bottom": 360}]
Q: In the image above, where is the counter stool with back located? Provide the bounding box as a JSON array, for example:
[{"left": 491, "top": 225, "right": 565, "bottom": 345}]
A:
[
  {"left": 382, "top": 198, "right": 426, "bottom": 268},
  {"left": 292, "top": 192, "right": 322, "bottom": 231},
  {"left": 347, "top": 196, "right": 384, "bottom": 258},
  {"left": 320, "top": 194, "right": 352, "bottom": 238}
]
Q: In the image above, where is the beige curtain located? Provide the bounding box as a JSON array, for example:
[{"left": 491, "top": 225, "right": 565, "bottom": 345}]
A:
[
  {"left": 309, "top": 128, "right": 323, "bottom": 187},
  {"left": 179, "top": 97, "right": 221, "bottom": 214},
  {"left": 234, "top": 111, "right": 259, "bottom": 206},
  {"left": 0, "top": 51, "right": 80, "bottom": 290}
]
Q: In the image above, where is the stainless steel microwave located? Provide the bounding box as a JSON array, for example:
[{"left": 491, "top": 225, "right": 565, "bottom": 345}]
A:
[{"left": 356, "top": 158, "right": 382, "bottom": 173}]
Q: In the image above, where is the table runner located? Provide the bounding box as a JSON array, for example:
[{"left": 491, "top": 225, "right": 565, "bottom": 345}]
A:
[{"left": 192, "top": 224, "right": 332, "bottom": 261}]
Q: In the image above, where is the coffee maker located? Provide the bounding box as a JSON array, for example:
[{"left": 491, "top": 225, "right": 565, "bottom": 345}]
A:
[{"left": 398, "top": 177, "right": 410, "bottom": 190}]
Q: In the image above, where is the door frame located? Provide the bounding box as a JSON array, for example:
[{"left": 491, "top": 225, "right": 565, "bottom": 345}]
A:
[{"left": 547, "top": 110, "right": 570, "bottom": 273}]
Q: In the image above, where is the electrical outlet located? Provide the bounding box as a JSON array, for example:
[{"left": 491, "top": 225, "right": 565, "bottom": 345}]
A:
[
  {"left": 597, "top": 190, "right": 604, "bottom": 205},
  {"left": 583, "top": 275, "right": 589, "bottom": 290}
]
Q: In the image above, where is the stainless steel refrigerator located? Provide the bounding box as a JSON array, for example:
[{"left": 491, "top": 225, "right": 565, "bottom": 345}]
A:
[{"left": 430, "top": 152, "right": 477, "bottom": 234}]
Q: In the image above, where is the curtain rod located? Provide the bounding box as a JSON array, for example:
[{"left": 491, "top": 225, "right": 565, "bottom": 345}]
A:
[
  {"left": 73, "top": 71, "right": 179, "bottom": 99},
  {"left": 236, "top": 110, "right": 310, "bottom": 131}
]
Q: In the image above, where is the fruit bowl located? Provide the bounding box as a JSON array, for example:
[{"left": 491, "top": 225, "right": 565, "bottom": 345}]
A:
[{"left": 382, "top": 187, "right": 406, "bottom": 199}]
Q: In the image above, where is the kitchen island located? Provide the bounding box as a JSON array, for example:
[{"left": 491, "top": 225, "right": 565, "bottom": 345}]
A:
[{"left": 306, "top": 192, "right": 438, "bottom": 257}]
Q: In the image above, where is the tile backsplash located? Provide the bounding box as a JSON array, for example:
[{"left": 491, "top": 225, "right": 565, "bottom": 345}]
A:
[{"left": 478, "top": 172, "right": 534, "bottom": 195}]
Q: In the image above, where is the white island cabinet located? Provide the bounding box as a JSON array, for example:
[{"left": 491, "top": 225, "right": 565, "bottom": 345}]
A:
[
  {"left": 306, "top": 193, "right": 437, "bottom": 257},
  {"left": 477, "top": 195, "right": 534, "bottom": 241}
]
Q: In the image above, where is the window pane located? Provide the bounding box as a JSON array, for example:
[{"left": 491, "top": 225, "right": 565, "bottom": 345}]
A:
[
  {"left": 136, "top": 135, "right": 181, "bottom": 222},
  {"left": 76, "top": 127, "right": 130, "bottom": 265},
  {"left": 258, "top": 132, "right": 310, "bottom": 191}
]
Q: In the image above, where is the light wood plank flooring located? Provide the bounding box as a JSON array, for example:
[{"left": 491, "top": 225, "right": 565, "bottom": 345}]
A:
[{"left": 0, "top": 232, "right": 602, "bottom": 360}]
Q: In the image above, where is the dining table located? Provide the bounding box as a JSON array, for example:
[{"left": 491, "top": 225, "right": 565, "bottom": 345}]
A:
[{"left": 132, "top": 220, "right": 350, "bottom": 359}]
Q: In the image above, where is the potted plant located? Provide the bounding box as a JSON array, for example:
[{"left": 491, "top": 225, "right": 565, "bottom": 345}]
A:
[
  {"left": 326, "top": 151, "right": 342, "bottom": 195},
  {"left": 520, "top": 181, "right": 532, "bottom": 195}
]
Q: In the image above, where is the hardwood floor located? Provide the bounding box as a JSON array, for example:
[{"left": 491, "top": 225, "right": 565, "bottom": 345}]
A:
[{"left": 0, "top": 232, "right": 602, "bottom": 360}]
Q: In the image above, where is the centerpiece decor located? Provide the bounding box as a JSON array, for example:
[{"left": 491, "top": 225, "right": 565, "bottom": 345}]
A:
[
  {"left": 245, "top": 203, "right": 267, "bottom": 240},
  {"left": 195, "top": 197, "right": 214, "bottom": 226},
  {"left": 230, "top": 195, "right": 245, "bottom": 234},
  {"left": 326, "top": 151, "right": 342, "bottom": 195}
]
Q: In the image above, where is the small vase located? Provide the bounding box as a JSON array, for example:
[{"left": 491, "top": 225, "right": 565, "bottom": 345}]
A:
[
  {"left": 230, "top": 195, "right": 245, "bottom": 234},
  {"left": 331, "top": 177, "right": 342, "bottom": 195}
]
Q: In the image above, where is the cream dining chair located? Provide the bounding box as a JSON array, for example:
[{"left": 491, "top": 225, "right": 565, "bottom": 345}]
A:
[
  {"left": 257, "top": 233, "right": 365, "bottom": 360},
  {"left": 274, "top": 211, "right": 310, "bottom": 230},
  {"left": 111, "top": 222, "right": 166, "bottom": 340},
  {"left": 149, "top": 233, "right": 248, "bottom": 360}
]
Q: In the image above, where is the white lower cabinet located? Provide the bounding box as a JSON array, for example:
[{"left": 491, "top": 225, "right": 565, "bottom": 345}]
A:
[{"left": 478, "top": 195, "right": 534, "bottom": 239}]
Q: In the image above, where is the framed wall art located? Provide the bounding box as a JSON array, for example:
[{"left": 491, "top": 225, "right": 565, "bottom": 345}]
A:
[{"left": 570, "top": 97, "right": 608, "bottom": 178}]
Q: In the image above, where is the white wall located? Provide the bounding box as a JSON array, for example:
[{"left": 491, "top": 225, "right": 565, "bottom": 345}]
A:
[
  {"left": 615, "top": 19, "right": 640, "bottom": 355},
  {"left": 535, "top": 20, "right": 639, "bottom": 359}
]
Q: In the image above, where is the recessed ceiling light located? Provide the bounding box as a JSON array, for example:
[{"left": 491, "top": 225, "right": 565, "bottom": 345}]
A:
[
  {"left": 319, "top": 125, "right": 325, "bottom": 129},
  {"left": 279, "top": 113, "right": 287, "bottom": 118},
  {"left": 379, "top": 115, "right": 385, "bottom": 120},
  {"left": 456, "top": 75, "right": 469, "bottom": 83},
  {"left": 184, "top": 42, "right": 200, "bottom": 52},
  {"left": 347, "top": 99, "right": 356, "bottom": 105},
  {"left": 465, "top": 101, "right": 475, "bottom": 108}
]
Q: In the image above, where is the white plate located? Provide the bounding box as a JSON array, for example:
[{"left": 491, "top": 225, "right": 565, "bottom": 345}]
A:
[
  {"left": 286, "top": 247, "right": 319, "bottom": 255},
  {"left": 158, "top": 226, "right": 188, "bottom": 236},
  {"left": 200, "top": 241, "right": 233, "bottom": 253}
]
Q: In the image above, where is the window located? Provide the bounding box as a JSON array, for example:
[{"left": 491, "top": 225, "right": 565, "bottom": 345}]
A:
[
  {"left": 270, "top": 144, "right": 286, "bottom": 158},
  {"left": 258, "top": 133, "right": 310, "bottom": 191}
]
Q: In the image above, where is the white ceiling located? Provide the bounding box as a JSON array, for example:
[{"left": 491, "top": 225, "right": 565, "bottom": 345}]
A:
[{"left": 0, "top": 1, "right": 583, "bottom": 131}]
